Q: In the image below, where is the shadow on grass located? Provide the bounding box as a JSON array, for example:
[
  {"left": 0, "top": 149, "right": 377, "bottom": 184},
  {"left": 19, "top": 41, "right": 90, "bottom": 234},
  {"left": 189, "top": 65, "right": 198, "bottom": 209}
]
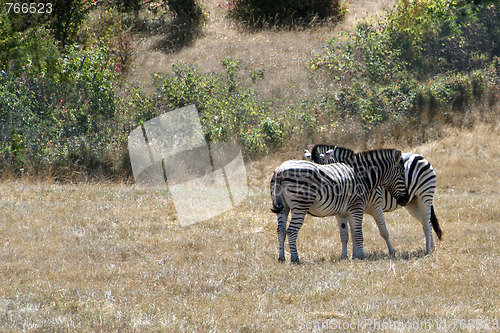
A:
[
  {"left": 305, "top": 248, "right": 430, "bottom": 264},
  {"left": 363, "top": 248, "right": 429, "bottom": 261},
  {"left": 152, "top": 18, "right": 203, "bottom": 54},
  {"left": 128, "top": 16, "right": 203, "bottom": 54},
  {"left": 363, "top": 248, "right": 430, "bottom": 262},
  {"left": 396, "top": 248, "right": 430, "bottom": 261}
]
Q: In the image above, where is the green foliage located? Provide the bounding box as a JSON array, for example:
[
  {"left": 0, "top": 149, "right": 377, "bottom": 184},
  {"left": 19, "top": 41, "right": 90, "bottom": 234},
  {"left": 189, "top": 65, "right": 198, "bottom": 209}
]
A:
[
  {"left": 0, "top": 1, "right": 140, "bottom": 179},
  {"left": 222, "top": 58, "right": 241, "bottom": 92},
  {"left": 0, "top": 0, "right": 499, "bottom": 180},
  {"left": 312, "top": 1, "right": 499, "bottom": 80},
  {"left": 1, "top": 0, "right": 93, "bottom": 47},
  {"left": 0, "top": 40, "right": 121, "bottom": 178},
  {"left": 119, "top": 0, "right": 143, "bottom": 13},
  {"left": 155, "top": 60, "right": 274, "bottom": 157},
  {"left": 60, "top": 45, "right": 118, "bottom": 122},
  {"left": 261, "top": 117, "right": 283, "bottom": 149},
  {"left": 309, "top": 0, "right": 499, "bottom": 131},
  {"left": 0, "top": 22, "right": 61, "bottom": 78},
  {"left": 227, "top": 0, "right": 347, "bottom": 28},
  {"left": 50, "top": 0, "right": 94, "bottom": 46}
]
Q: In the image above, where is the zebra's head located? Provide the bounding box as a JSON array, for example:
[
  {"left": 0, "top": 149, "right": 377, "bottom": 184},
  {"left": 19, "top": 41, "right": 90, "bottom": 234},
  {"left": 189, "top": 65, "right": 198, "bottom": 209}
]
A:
[
  {"left": 310, "top": 145, "right": 354, "bottom": 164},
  {"left": 379, "top": 150, "right": 410, "bottom": 206}
]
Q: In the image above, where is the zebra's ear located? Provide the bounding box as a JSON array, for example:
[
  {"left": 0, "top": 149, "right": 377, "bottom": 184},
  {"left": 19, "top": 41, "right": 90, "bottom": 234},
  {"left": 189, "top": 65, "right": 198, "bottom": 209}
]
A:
[
  {"left": 304, "top": 150, "right": 312, "bottom": 160},
  {"left": 394, "top": 150, "right": 402, "bottom": 164}
]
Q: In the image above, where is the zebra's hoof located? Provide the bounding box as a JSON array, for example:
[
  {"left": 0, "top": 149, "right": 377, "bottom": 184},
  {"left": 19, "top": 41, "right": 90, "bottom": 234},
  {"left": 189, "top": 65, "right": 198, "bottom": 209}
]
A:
[
  {"left": 352, "top": 254, "right": 366, "bottom": 260},
  {"left": 278, "top": 256, "right": 285, "bottom": 263},
  {"left": 291, "top": 258, "right": 301, "bottom": 265}
]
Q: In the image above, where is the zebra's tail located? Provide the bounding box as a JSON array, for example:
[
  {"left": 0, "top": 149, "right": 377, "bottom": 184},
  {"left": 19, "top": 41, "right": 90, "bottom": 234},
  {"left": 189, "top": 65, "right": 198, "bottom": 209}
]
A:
[
  {"left": 431, "top": 205, "right": 442, "bottom": 240},
  {"left": 270, "top": 170, "right": 284, "bottom": 214}
]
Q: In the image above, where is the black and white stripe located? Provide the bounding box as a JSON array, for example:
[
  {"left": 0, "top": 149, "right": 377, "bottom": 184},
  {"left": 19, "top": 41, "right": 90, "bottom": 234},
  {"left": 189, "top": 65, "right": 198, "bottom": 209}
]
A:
[
  {"left": 271, "top": 149, "right": 409, "bottom": 262},
  {"left": 308, "top": 145, "right": 442, "bottom": 256}
]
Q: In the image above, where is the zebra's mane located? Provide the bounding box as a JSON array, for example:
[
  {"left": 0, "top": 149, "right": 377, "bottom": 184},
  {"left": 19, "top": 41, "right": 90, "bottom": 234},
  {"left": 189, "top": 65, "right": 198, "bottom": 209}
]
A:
[{"left": 352, "top": 149, "right": 400, "bottom": 165}]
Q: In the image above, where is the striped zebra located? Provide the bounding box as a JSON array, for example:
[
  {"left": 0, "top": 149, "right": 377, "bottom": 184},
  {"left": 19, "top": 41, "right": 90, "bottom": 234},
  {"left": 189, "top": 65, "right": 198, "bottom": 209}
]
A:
[
  {"left": 270, "top": 149, "right": 409, "bottom": 263},
  {"left": 307, "top": 145, "right": 442, "bottom": 256}
]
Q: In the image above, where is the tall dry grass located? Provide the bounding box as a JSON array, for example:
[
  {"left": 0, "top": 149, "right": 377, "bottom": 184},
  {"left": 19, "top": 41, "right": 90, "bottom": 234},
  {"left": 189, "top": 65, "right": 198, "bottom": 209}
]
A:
[{"left": 0, "top": 119, "right": 498, "bottom": 331}]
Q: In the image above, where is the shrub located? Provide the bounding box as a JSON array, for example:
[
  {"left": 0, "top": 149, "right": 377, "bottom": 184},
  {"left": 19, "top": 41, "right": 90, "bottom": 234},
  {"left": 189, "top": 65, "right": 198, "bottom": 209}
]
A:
[
  {"left": 166, "top": 0, "right": 205, "bottom": 23},
  {"left": 155, "top": 60, "right": 274, "bottom": 157},
  {"left": 1, "top": 0, "right": 499, "bottom": 180},
  {"left": 228, "top": 0, "right": 347, "bottom": 29},
  {"left": 308, "top": 0, "right": 499, "bottom": 131},
  {"left": 0, "top": 0, "right": 92, "bottom": 47},
  {"left": 261, "top": 117, "right": 283, "bottom": 148},
  {"left": 0, "top": 39, "right": 121, "bottom": 178}
]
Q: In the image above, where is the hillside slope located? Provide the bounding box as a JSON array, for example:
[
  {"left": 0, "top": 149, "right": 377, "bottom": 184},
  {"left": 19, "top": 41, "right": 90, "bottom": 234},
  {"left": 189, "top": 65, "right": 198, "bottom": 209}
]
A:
[{"left": 128, "top": 0, "right": 396, "bottom": 100}]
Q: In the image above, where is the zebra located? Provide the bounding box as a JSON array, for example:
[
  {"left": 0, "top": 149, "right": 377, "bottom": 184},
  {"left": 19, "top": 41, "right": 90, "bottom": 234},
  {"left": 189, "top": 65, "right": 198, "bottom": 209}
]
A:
[
  {"left": 307, "top": 145, "right": 443, "bottom": 256},
  {"left": 270, "top": 149, "right": 409, "bottom": 263}
]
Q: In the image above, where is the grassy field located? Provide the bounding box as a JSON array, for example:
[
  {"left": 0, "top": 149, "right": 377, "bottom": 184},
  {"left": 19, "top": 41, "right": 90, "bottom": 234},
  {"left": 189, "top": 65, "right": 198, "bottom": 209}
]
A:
[{"left": 0, "top": 120, "right": 498, "bottom": 332}]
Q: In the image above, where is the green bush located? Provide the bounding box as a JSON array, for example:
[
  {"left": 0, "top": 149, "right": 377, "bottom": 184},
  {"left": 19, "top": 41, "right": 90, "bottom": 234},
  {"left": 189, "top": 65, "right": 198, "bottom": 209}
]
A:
[
  {"left": 308, "top": 0, "right": 499, "bottom": 131},
  {"left": 0, "top": 38, "right": 121, "bottom": 178},
  {"left": 155, "top": 60, "right": 275, "bottom": 157},
  {"left": 1, "top": 0, "right": 499, "bottom": 180},
  {"left": 261, "top": 117, "right": 283, "bottom": 148},
  {"left": 228, "top": 0, "right": 347, "bottom": 28},
  {"left": 311, "top": 1, "right": 499, "bottom": 81},
  {"left": 166, "top": 0, "right": 205, "bottom": 23},
  {"left": 0, "top": 1, "right": 91, "bottom": 47}
]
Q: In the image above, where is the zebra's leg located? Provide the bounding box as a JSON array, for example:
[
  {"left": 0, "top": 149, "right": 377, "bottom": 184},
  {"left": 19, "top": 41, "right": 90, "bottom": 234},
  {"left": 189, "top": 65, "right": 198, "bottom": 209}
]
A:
[
  {"left": 335, "top": 216, "right": 349, "bottom": 259},
  {"left": 348, "top": 210, "right": 366, "bottom": 260},
  {"left": 287, "top": 209, "right": 308, "bottom": 264},
  {"left": 367, "top": 206, "right": 396, "bottom": 258},
  {"left": 405, "top": 197, "right": 435, "bottom": 254},
  {"left": 421, "top": 200, "right": 435, "bottom": 254},
  {"left": 277, "top": 207, "right": 290, "bottom": 262}
]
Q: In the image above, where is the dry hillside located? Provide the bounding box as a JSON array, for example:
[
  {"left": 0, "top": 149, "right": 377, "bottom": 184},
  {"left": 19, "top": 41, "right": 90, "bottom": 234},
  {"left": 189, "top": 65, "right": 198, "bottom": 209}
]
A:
[{"left": 128, "top": 0, "right": 396, "bottom": 101}]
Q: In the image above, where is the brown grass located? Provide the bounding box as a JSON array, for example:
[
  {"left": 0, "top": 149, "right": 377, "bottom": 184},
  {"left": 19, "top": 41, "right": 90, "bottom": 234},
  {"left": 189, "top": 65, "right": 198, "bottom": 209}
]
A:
[{"left": 1, "top": 120, "right": 498, "bottom": 331}]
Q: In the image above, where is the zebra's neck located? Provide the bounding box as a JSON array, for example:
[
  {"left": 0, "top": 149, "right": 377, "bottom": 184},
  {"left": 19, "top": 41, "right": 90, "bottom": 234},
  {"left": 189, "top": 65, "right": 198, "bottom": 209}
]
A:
[
  {"left": 352, "top": 162, "right": 380, "bottom": 193},
  {"left": 349, "top": 150, "right": 396, "bottom": 193}
]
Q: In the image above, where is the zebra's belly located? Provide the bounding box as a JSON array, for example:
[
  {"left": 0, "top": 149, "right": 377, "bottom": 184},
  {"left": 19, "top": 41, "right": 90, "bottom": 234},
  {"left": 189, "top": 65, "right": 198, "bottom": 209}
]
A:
[
  {"left": 380, "top": 192, "right": 416, "bottom": 212},
  {"left": 308, "top": 202, "right": 348, "bottom": 218}
]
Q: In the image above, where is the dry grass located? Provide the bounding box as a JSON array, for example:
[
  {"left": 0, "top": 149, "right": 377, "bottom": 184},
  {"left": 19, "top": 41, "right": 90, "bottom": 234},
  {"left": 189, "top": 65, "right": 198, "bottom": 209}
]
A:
[{"left": 1, "top": 120, "right": 499, "bottom": 331}]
